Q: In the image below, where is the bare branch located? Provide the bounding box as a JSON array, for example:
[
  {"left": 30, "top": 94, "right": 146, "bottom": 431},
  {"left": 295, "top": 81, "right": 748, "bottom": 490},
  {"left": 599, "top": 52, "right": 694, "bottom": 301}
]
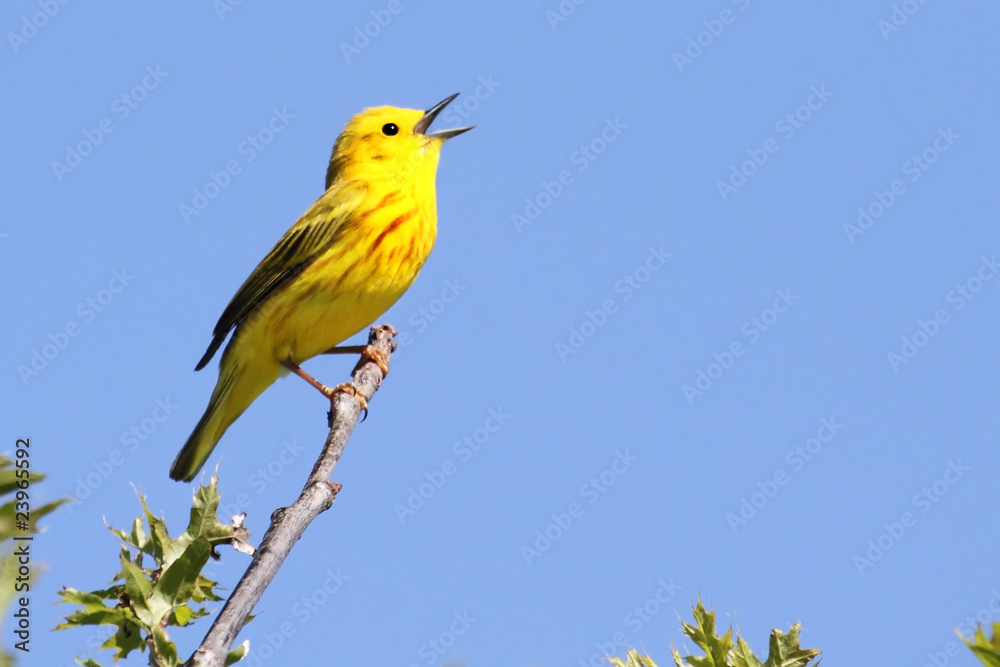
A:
[{"left": 186, "top": 324, "right": 398, "bottom": 667}]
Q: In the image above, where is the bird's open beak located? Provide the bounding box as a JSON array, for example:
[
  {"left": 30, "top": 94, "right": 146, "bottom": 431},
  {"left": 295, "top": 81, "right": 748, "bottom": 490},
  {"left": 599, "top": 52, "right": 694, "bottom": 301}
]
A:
[{"left": 414, "top": 93, "right": 475, "bottom": 139}]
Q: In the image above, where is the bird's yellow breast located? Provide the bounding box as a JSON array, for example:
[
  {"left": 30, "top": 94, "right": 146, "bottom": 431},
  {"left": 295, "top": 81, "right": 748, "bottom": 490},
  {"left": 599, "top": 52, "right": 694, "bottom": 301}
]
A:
[{"left": 247, "top": 175, "right": 438, "bottom": 365}]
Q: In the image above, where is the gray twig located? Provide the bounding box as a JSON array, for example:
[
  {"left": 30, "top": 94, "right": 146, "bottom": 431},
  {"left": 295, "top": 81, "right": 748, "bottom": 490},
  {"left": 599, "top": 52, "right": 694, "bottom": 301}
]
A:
[{"left": 186, "top": 324, "right": 397, "bottom": 667}]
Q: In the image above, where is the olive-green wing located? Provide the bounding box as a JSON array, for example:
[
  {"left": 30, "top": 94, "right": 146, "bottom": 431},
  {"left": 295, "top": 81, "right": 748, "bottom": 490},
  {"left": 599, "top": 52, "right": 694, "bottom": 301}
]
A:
[{"left": 195, "top": 180, "right": 367, "bottom": 371}]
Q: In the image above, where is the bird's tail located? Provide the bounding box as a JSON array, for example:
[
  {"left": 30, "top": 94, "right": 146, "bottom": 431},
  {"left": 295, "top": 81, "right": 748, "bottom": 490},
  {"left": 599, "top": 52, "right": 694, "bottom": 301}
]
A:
[{"left": 170, "top": 352, "right": 278, "bottom": 482}]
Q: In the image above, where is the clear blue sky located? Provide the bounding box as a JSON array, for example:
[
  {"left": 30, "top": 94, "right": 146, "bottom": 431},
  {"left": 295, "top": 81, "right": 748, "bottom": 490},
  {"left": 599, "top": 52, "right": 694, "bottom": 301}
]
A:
[{"left": 3, "top": 2, "right": 999, "bottom": 666}]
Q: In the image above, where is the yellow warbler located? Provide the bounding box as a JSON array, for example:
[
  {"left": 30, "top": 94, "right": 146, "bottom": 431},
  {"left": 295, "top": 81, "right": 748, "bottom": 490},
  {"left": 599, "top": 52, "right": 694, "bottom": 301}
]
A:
[{"left": 170, "top": 94, "right": 473, "bottom": 482}]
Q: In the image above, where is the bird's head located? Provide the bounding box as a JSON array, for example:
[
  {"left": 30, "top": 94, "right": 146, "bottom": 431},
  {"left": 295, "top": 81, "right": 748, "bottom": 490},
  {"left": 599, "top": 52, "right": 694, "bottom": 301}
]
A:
[{"left": 325, "top": 94, "right": 474, "bottom": 189}]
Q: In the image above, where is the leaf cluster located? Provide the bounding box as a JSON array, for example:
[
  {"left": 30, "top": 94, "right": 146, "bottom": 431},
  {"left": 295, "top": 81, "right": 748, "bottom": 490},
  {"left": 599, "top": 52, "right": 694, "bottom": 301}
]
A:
[
  {"left": 57, "top": 474, "right": 251, "bottom": 667},
  {"left": 0, "top": 455, "right": 65, "bottom": 667},
  {"left": 963, "top": 622, "right": 1000, "bottom": 667},
  {"left": 608, "top": 599, "right": 820, "bottom": 667}
]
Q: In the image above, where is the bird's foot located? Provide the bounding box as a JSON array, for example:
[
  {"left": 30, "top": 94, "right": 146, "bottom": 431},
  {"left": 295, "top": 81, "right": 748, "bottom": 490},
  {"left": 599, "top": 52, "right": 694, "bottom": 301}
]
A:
[
  {"left": 320, "top": 342, "right": 389, "bottom": 377},
  {"left": 325, "top": 382, "right": 368, "bottom": 419},
  {"left": 357, "top": 344, "right": 390, "bottom": 377}
]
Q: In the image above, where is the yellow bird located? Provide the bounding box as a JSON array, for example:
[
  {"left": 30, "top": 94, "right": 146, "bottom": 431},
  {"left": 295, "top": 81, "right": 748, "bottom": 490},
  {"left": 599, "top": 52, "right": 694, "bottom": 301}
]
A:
[{"left": 170, "top": 94, "right": 473, "bottom": 482}]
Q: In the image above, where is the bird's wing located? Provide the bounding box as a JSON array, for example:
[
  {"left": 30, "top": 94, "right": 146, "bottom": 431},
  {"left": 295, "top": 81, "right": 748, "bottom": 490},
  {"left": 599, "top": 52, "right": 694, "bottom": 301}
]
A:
[{"left": 195, "top": 180, "right": 367, "bottom": 370}]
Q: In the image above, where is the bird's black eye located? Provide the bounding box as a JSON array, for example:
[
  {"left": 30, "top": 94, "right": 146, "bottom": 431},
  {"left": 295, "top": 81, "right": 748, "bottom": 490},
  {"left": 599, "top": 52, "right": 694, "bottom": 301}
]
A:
[{"left": 382, "top": 123, "right": 399, "bottom": 136}]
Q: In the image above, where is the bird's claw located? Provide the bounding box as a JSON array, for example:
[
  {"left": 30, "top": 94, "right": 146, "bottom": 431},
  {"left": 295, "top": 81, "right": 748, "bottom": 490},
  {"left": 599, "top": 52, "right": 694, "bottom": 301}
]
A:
[
  {"left": 358, "top": 344, "right": 391, "bottom": 377},
  {"left": 326, "top": 382, "right": 368, "bottom": 419}
]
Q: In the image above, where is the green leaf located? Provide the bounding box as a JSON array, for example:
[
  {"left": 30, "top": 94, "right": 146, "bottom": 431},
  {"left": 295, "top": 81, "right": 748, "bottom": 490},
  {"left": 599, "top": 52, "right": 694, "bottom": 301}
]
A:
[
  {"left": 154, "top": 538, "right": 211, "bottom": 608},
  {"left": 103, "top": 618, "right": 145, "bottom": 660},
  {"left": 0, "top": 551, "right": 22, "bottom": 619},
  {"left": 192, "top": 573, "right": 225, "bottom": 603},
  {"left": 120, "top": 547, "right": 156, "bottom": 626},
  {"left": 0, "top": 497, "right": 66, "bottom": 544},
  {"left": 759, "top": 623, "right": 819, "bottom": 667},
  {"left": 57, "top": 587, "right": 109, "bottom": 608},
  {"left": 608, "top": 650, "right": 659, "bottom": 666},
  {"left": 732, "top": 637, "right": 764, "bottom": 667},
  {"left": 226, "top": 639, "right": 251, "bottom": 665},
  {"left": 151, "top": 626, "right": 181, "bottom": 667},
  {"left": 75, "top": 658, "right": 105, "bottom": 667},
  {"left": 182, "top": 472, "right": 252, "bottom": 556},
  {"left": 171, "top": 603, "right": 194, "bottom": 627},
  {"left": 140, "top": 494, "right": 176, "bottom": 565},
  {"left": 0, "top": 455, "right": 47, "bottom": 497},
  {"left": 674, "top": 599, "right": 733, "bottom": 667},
  {"left": 56, "top": 605, "right": 133, "bottom": 630},
  {"left": 962, "top": 623, "right": 1000, "bottom": 667},
  {"left": 110, "top": 516, "right": 148, "bottom": 553},
  {"left": 969, "top": 650, "right": 1000, "bottom": 667}
]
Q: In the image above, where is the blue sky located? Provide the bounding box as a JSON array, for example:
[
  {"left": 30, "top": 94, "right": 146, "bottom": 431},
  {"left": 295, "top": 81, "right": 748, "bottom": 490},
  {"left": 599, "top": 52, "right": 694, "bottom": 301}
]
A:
[{"left": 3, "top": 1, "right": 999, "bottom": 666}]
